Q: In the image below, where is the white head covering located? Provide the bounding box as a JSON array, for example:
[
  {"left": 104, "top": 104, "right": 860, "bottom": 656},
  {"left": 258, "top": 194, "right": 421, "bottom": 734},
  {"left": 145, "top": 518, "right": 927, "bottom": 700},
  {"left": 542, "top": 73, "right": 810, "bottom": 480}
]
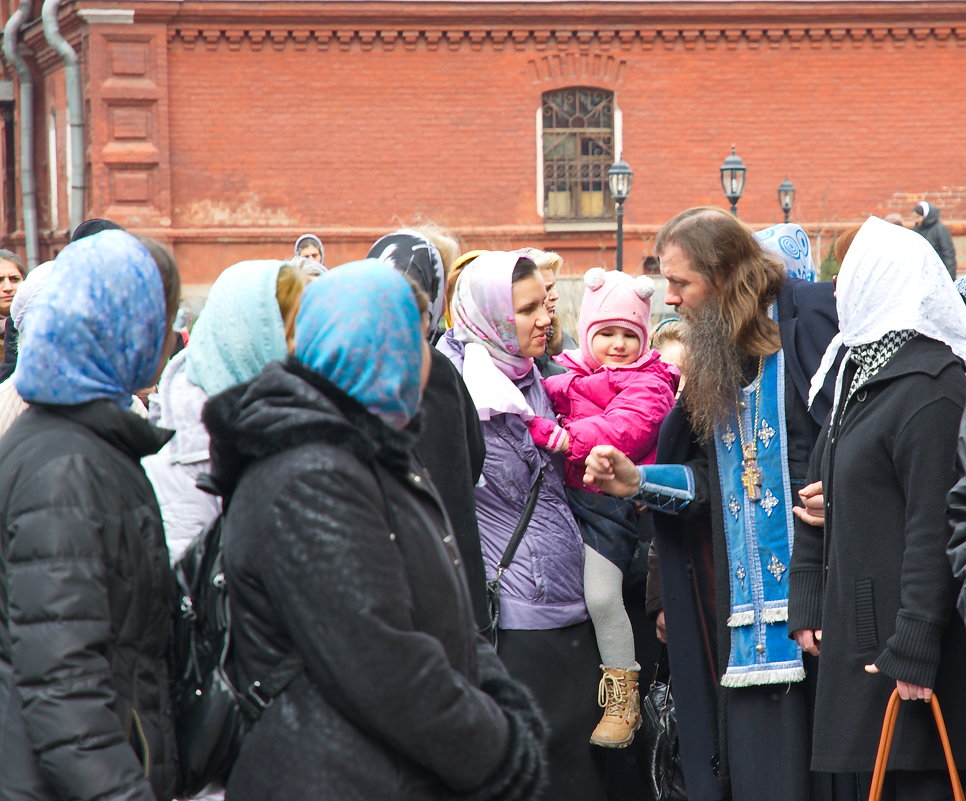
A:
[
  {"left": 293, "top": 233, "right": 325, "bottom": 265},
  {"left": 10, "top": 260, "right": 56, "bottom": 333},
  {"left": 808, "top": 216, "right": 966, "bottom": 407}
]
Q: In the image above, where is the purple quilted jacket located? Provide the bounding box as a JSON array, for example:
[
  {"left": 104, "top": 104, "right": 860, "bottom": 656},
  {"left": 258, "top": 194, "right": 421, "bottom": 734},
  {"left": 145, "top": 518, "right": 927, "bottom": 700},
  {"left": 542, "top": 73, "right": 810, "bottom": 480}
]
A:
[{"left": 438, "top": 334, "right": 587, "bottom": 630}]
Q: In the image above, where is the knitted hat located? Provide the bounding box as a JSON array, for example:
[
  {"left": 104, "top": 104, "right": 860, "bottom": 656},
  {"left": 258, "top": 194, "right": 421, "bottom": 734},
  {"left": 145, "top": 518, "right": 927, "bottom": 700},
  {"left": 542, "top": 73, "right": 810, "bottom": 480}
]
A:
[{"left": 578, "top": 267, "right": 655, "bottom": 369}]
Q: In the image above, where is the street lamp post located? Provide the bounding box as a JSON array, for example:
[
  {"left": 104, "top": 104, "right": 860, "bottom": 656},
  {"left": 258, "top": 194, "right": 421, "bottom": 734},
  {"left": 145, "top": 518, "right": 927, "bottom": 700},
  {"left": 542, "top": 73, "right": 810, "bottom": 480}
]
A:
[
  {"left": 607, "top": 156, "right": 633, "bottom": 272},
  {"left": 719, "top": 145, "right": 746, "bottom": 216},
  {"left": 777, "top": 177, "right": 796, "bottom": 223}
]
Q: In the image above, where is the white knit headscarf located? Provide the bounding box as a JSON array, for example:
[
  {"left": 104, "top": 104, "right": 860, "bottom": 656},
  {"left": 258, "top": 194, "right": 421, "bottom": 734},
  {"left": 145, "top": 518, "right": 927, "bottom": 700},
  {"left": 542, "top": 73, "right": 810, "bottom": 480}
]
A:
[{"left": 808, "top": 216, "right": 966, "bottom": 408}]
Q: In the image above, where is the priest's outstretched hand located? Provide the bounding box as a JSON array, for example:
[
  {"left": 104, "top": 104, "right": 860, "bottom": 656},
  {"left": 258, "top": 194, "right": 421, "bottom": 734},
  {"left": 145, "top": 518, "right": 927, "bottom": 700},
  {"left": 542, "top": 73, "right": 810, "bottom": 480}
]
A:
[{"left": 583, "top": 445, "right": 640, "bottom": 498}]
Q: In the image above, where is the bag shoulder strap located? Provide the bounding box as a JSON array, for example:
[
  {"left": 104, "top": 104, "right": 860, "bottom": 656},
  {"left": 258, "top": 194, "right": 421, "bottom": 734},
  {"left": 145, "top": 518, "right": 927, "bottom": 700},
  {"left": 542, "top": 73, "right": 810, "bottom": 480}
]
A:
[
  {"left": 869, "top": 689, "right": 965, "bottom": 801},
  {"left": 204, "top": 489, "right": 304, "bottom": 722},
  {"left": 495, "top": 468, "right": 545, "bottom": 577},
  {"left": 238, "top": 653, "right": 304, "bottom": 721}
]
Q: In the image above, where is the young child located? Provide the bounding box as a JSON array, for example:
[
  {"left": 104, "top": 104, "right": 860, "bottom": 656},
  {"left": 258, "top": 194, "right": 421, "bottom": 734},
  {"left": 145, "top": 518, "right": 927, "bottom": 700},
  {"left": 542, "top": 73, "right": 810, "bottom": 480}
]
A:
[
  {"left": 645, "top": 317, "right": 687, "bottom": 643},
  {"left": 525, "top": 267, "right": 678, "bottom": 748},
  {"left": 650, "top": 316, "right": 686, "bottom": 398}
]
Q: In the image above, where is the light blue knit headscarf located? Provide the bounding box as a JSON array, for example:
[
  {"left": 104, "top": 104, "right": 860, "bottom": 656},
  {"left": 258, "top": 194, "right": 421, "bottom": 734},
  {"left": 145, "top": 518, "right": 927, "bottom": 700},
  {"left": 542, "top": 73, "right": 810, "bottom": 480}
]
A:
[
  {"left": 186, "top": 260, "right": 289, "bottom": 397},
  {"left": 295, "top": 259, "right": 423, "bottom": 429},
  {"left": 755, "top": 223, "right": 816, "bottom": 281},
  {"left": 15, "top": 230, "right": 168, "bottom": 407}
]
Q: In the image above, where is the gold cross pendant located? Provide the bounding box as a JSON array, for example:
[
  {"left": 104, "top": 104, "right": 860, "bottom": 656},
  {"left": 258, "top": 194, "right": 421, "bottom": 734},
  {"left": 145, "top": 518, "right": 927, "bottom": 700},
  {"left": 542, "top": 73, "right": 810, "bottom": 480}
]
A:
[{"left": 741, "top": 451, "right": 763, "bottom": 502}]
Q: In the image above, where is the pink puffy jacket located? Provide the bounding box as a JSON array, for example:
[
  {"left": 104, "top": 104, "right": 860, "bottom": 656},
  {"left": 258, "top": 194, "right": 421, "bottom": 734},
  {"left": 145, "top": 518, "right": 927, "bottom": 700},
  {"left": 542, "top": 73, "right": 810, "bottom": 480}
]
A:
[{"left": 543, "top": 349, "right": 678, "bottom": 491}]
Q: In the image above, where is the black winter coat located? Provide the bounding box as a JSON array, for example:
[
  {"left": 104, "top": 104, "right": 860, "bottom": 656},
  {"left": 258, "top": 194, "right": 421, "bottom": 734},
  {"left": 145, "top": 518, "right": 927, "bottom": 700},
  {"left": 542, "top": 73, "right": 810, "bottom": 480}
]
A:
[
  {"left": 0, "top": 402, "right": 177, "bottom": 801},
  {"left": 0, "top": 317, "right": 18, "bottom": 383},
  {"left": 948, "top": 409, "right": 966, "bottom": 623},
  {"left": 203, "top": 360, "right": 545, "bottom": 801},
  {"left": 413, "top": 348, "right": 489, "bottom": 631},
  {"left": 789, "top": 336, "right": 966, "bottom": 773}
]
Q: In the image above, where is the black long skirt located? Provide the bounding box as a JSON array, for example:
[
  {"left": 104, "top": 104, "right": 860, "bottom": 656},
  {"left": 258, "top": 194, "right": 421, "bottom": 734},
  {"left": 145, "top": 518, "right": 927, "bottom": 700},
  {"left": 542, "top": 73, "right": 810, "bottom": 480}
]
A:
[
  {"left": 498, "top": 621, "right": 607, "bottom": 801},
  {"left": 725, "top": 676, "right": 858, "bottom": 801},
  {"left": 855, "top": 769, "right": 966, "bottom": 801}
]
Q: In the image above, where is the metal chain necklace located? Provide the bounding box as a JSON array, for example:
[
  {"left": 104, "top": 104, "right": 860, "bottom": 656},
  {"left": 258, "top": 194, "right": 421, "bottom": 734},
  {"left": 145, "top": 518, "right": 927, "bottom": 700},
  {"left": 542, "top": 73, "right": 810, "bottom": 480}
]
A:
[{"left": 735, "top": 355, "right": 765, "bottom": 502}]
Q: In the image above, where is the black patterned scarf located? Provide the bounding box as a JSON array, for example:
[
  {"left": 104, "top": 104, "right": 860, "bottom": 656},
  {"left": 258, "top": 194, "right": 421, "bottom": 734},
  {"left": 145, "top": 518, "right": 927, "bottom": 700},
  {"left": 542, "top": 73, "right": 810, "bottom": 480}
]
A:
[{"left": 847, "top": 329, "right": 917, "bottom": 403}]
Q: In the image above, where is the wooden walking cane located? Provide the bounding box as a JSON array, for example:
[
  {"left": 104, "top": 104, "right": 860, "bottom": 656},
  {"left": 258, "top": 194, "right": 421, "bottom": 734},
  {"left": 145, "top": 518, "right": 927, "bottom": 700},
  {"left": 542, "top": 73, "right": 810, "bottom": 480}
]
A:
[{"left": 868, "top": 689, "right": 965, "bottom": 801}]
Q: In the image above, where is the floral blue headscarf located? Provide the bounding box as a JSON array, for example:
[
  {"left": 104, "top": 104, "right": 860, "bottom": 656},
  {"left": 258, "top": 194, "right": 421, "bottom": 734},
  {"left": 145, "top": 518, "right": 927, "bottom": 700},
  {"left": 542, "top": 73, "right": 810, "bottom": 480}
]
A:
[
  {"left": 15, "top": 230, "right": 168, "bottom": 407},
  {"left": 295, "top": 259, "right": 423, "bottom": 428},
  {"left": 186, "top": 260, "right": 290, "bottom": 397},
  {"left": 755, "top": 223, "right": 816, "bottom": 281}
]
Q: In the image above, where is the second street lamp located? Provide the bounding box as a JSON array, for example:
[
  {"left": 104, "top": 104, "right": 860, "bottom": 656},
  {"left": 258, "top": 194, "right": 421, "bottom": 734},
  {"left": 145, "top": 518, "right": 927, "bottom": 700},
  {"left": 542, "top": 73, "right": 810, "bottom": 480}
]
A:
[
  {"left": 607, "top": 157, "right": 633, "bottom": 272},
  {"left": 777, "top": 177, "right": 796, "bottom": 223},
  {"left": 720, "top": 145, "right": 746, "bottom": 216}
]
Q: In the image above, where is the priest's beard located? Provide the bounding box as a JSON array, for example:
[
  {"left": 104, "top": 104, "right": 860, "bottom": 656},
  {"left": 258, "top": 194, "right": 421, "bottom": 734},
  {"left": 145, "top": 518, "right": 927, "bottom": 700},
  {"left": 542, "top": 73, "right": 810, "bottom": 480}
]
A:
[{"left": 681, "top": 299, "right": 749, "bottom": 443}]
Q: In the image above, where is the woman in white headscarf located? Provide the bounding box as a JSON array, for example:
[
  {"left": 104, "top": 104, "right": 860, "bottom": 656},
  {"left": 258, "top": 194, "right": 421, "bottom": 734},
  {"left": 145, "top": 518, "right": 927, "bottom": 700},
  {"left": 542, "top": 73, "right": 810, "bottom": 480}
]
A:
[
  {"left": 789, "top": 216, "right": 966, "bottom": 800},
  {"left": 0, "top": 262, "right": 56, "bottom": 437},
  {"left": 293, "top": 233, "right": 324, "bottom": 262}
]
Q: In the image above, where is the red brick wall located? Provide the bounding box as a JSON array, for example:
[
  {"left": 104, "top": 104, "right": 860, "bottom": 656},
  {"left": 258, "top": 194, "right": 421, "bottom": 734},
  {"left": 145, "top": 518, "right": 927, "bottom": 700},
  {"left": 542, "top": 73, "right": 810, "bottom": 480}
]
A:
[{"left": 4, "top": 2, "right": 966, "bottom": 280}]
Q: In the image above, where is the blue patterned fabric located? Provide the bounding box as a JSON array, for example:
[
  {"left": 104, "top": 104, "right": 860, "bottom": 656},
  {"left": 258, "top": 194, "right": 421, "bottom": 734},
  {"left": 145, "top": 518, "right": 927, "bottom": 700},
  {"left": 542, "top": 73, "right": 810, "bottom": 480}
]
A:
[
  {"left": 15, "top": 230, "right": 167, "bottom": 407},
  {"left": 186, "top": 260, "right": 289, "bottom": 397},
  {"left": 755, "top": 224, "right": 816, "bottom": 282},
  {"left": 295, "top": 259, "right": 423, "bottom": 429},
  {"left": 636, "top": 463, "right": 695, "bottom": 514},
  {"left": 713, "top": 338, "right": 804, "bottom": 686}
]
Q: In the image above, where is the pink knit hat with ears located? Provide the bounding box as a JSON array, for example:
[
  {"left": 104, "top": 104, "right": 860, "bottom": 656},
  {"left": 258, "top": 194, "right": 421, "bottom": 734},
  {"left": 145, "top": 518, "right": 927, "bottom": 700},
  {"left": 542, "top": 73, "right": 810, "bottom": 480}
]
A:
[{"left": 578, "top": 267, "right": 656, "bottom": 369}]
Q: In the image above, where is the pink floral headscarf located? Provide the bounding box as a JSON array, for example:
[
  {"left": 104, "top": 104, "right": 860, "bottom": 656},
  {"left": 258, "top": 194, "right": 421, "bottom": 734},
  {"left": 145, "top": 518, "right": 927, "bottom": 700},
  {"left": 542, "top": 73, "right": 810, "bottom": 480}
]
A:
[{"left": 450, "top": 251, "right": 537, "bottom": 381}]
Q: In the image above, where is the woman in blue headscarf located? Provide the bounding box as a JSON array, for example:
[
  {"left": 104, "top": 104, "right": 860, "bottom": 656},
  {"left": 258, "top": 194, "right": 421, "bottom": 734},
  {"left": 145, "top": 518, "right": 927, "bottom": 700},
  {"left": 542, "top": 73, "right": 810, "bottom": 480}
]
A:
[
  {"left": 142, "top": 259, "right": 308, "bottom": 564},
  {"left": 202, "top": 259, "right": 546, "bottom": 801},
  {"left": 754, "top": 222, "right": 817, "bottom": 281},
  {"left": 0, "top": 230, "right": 181, "bottom": 801}
]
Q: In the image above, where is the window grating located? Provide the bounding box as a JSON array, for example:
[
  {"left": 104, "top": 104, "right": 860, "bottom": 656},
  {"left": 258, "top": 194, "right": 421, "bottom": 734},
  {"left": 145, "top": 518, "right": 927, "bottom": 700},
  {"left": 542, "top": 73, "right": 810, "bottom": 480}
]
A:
[{"left": 542, "top": 87, "right": 615, "bottom": 220}]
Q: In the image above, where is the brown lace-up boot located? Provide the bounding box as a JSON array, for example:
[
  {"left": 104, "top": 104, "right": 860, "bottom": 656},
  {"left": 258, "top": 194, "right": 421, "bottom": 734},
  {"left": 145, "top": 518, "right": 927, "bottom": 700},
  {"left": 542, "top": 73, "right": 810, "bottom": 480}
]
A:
[{"left": 589, "top": 667, "right": 641, "bottom": 748}]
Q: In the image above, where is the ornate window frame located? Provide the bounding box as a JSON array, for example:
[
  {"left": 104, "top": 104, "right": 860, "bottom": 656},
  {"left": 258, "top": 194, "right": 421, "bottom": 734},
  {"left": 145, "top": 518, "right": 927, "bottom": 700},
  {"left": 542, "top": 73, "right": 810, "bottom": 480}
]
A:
[{"left": 537, "top": 86, "right": 622, "bottom": 231}]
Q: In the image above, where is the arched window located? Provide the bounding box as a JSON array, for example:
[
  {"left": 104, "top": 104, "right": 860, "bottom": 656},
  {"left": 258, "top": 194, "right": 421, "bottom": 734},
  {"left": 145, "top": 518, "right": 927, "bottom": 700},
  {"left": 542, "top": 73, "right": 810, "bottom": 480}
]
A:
[{"left": 542, "top": 87, "right": 615, "bottom": 221}]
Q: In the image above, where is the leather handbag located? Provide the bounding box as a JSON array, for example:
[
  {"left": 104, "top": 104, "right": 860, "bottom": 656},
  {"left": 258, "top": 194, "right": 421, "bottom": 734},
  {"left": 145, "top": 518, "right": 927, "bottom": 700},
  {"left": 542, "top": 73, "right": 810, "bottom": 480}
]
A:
[
  {"left": 869, "top": 688, "right": 965, "bottom": 801},
  {"left": 483, "top": 468, "right": 544, "bottom": 648},
  {"left": 172, "top": 512, "right": 302, "bottom": 796},
  {"left": 638, "top": 649, "right": 687, "bottom": 801}
]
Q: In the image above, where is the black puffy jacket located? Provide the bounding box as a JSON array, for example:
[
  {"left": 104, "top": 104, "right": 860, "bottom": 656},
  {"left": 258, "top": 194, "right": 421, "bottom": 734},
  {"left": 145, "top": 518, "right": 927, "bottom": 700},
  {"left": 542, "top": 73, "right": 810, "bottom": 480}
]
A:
[
  {"left": 203, "top": 359, "right": 546, "bottom": 801},
  {"left": 0, "top": 402, "right": 177, "bottom": 801}
]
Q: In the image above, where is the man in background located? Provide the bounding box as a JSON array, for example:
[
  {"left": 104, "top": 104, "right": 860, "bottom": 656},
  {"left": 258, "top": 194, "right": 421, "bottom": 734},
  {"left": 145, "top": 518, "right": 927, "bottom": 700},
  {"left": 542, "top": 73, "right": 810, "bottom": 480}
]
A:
[{"left": 913, "top": 200, "right": 957, "bottom": 279}]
